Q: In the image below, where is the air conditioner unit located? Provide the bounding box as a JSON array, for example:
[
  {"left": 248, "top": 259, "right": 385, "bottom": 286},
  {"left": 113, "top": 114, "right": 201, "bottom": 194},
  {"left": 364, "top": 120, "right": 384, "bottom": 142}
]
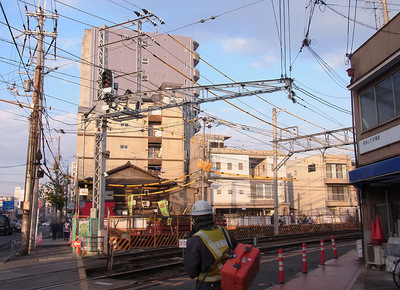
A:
[{"left": 142, "top": 200, "right": 150, "bottom": 207}]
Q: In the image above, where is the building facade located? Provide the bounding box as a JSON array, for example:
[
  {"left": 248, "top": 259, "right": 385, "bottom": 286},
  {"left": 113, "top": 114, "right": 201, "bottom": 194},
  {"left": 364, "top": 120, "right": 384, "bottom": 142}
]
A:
[
  {"left": 348, "top": 13, "right": 400, "bottom": 260},
  {"left": 286, "top": 154, "right": 358, "bottom": 222},
  {"left": 76, "top": 27, "right": 200, "bottom": 213},
  {"left": 190, "top": 134, "right": 289, "bottom": 218}
]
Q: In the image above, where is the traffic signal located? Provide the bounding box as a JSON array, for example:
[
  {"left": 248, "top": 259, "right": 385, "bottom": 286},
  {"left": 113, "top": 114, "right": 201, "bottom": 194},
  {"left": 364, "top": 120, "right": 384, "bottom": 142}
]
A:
[{"left": 101, "top": 69, "right": 113, "bottom": 89}]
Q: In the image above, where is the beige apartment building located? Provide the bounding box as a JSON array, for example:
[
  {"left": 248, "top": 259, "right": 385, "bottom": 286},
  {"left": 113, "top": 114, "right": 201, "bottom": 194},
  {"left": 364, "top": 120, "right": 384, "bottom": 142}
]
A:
[
  {"left": 76, "top": 27, "right": 200, "bottom": 212},
  {"left": 286, "top": 154, "right": 358, "bottom": 222}
]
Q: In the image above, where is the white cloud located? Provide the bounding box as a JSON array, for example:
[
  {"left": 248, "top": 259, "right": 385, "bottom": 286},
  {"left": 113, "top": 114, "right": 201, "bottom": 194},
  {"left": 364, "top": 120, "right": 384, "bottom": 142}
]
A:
[
  {"left": 251, "top": 54, "right": 277, "bottom": 69},
  {"left": 221, "top": 37, "right": 260, "bottom": 54},
  {"left": 58, "top": 37, "right": 81, "bottom": 50}
]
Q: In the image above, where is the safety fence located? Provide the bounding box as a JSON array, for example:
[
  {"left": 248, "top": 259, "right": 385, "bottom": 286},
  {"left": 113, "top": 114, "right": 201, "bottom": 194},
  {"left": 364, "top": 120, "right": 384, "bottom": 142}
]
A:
[{"left": 106, "top": 214, "right": 360, "bottom": 251}]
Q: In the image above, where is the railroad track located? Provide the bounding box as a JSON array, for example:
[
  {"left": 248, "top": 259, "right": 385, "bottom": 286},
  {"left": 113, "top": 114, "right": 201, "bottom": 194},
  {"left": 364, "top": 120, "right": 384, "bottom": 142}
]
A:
[{"left": 85, "top": 229, "right": 361, "bottom": 281}]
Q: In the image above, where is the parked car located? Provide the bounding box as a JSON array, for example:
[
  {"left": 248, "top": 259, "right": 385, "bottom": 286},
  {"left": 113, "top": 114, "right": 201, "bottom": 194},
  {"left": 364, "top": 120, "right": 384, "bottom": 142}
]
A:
[{"left": 0, "top": 214, "right": 12, "bottom": 235}]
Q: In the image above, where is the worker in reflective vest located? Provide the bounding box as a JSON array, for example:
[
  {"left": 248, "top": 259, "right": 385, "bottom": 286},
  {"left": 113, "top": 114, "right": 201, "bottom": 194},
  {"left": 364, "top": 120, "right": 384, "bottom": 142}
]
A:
[{"left": 184, "top": 200, "right": 237, "bottom": 290}]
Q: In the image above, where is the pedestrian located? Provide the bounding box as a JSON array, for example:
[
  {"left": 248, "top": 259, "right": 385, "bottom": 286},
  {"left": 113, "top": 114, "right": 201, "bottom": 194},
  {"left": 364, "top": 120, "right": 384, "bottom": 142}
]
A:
[
  {"left": 184, "top": 200, "right": 237, "bottom": 290},
  {"left": 50, "top": 220, "right": 59, "bottom": 240},
  {"left": 63, "top": 219, "right": 71, "bottom": 241}
]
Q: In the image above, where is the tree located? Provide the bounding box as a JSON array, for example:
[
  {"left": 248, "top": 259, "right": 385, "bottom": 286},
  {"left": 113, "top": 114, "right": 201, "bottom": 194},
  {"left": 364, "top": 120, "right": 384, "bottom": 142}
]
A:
[{"left": 41, "top": 174, "right": 67, "bottom": 220}]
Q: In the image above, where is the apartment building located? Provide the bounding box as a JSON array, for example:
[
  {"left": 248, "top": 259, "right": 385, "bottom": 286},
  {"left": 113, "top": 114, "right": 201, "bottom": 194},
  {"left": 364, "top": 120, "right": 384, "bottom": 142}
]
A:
[
  {"left": 286, "top": 154, "right": 358, "bottom": 221},
  {"left": 76, "top": 27, "right": 200, "bottom": 212},
  {"left": 189, "top": 134, "right": 289, "bottom": 216}
]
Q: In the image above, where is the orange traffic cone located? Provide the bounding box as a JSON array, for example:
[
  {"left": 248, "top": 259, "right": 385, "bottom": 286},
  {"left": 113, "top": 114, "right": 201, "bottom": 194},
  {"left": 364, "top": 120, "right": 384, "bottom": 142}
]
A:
[
  {"left": 375, "top": 214, "right": 385, "bottom": 244},
  {"left": 371, "top": 219, "right": 376, "bottom": 241}
]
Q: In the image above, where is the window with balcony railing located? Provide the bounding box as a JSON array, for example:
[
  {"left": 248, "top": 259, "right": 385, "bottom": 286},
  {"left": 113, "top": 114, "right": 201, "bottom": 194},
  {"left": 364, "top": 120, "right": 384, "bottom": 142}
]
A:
[
  {"left": 148, "top": 166, "right": 162, "bottom": 176},
  {"left": 148, "top": 146, "right": 161, "bottom": 159},
  {"left": 327, "top": 186, "right": 348, "bottom": 201}
]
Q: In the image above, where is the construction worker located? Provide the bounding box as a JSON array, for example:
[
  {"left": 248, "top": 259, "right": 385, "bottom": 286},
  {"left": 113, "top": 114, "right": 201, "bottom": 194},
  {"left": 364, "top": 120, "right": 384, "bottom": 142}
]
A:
[{"left": 184, "top": 200, "right": 237, "bottom": 290}]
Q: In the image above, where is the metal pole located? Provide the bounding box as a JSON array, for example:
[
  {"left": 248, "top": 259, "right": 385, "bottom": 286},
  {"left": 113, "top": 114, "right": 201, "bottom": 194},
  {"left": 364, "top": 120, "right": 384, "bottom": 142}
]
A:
[{"left": 273, "top": 108, "right": 279, "bottom": 235}]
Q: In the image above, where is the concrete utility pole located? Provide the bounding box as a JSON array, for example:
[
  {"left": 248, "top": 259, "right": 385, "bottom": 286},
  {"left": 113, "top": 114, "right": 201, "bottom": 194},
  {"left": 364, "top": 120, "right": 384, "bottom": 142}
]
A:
[
  {"left": 381, "top": 0, "right": 390, "bottom": 24},
  {"left": 21, "top": 5, "right": 58, "bottom": 255}
]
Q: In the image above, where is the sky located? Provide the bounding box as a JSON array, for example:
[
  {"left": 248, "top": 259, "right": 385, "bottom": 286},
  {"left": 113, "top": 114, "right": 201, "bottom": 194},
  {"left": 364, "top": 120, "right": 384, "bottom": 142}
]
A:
[{"left": 0, "top": 0, "right": 398, "bottom": 195}]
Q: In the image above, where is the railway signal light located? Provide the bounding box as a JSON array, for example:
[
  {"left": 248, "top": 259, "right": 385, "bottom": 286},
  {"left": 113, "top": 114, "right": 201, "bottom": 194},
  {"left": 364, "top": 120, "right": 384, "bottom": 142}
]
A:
[{"left": 101, "top": 69, "right": 113, "bottom": 89}]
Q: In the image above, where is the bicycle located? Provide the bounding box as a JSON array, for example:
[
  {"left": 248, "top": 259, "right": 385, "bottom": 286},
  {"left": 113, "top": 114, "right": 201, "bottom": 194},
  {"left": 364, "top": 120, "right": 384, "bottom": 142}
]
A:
[
  {"left": 384, "top": 243, "right": 400, "bottom": 288},
  {"left": 394, "top": 258, "right": 400, "bottom": 288}
]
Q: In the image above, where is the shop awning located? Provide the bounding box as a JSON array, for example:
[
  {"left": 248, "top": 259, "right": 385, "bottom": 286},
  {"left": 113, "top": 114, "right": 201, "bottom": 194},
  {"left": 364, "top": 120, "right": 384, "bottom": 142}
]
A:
[{"left": 349, "top": 156, "right": 400, "bottom": 186}]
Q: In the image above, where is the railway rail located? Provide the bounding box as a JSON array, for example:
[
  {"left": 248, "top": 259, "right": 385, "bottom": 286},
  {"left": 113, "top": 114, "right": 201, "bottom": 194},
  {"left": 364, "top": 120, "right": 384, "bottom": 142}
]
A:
[{"left": 85, "top": 229, "right": 361, "bottom": 280}]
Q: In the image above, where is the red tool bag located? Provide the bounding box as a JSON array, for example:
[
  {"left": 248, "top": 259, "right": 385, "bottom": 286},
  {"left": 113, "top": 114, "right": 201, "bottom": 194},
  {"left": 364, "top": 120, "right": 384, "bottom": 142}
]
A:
[
  {"left": 218, "top": 227, "right": 260, "bottom": 290},
  {"left": 221, "top": 243, "right": 260, "bottom": 290}
]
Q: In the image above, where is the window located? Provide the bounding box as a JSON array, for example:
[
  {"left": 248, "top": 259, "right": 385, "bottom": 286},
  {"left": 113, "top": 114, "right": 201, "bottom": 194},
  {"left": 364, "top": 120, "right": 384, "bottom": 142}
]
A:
[
  {"left": 148, "top": 144, "right": 161, "bottom": 159},
  {"left": 239, "top": 190, "right": 244, "bottom": 195},
  {"left": 228, "top": 163, "right": 232, "bottom": 170},
  {"left": 148, "top": 166, "right": 162, "bottom": 176},
  {"left": 328, "top": 186, "right": 348, "bottom": 201},
  {"left": 326, "top": 164, "right": 333, "bottom": 178},
  {"left": 376, "top": 78, "right": 395, "bottom": 123},
  {"left": 142, "top": 75, "right": 148, "bottom": 81},
  {"left": 120, "top": 145, "right": 128, "bottom": 150},
  {"left": 120, "top": 123, "right": 129, "bottom": 127},
  {"left": 148, "top": 122, "right": 162, "bottom": 137},
  {"left": 216, "top": 162, "right": 221, "bottom": 170},
  {"left": 336, "top": 164, "right": 344, "bottom": 179},
  {"left": 326, "top": 163, "right": 347, "bottom": 179},
  {"left": 360, "top": 70, "right": 400, "bottom": 131},
  {"left": 238, "top": 163, "right": 243, "bottom": 170},
  {"left": 228, "top": 190, "right": 233, "bottom": 195},
  {"left": 210, "top": 141, "right": 224, "bottom": 148},
  {"left": 217, "top": 190, "right": 222, "bottom": 195},
  {"left": 256, "top": 184, "right": 263, "bottom": 198},
  {"left": 264, "top": 184, "right": 273, "bottom": 199},
  {"left": 142, "top": 58, "right": 149, "bottom": 64},
  {"left": 308, "top": 164, "right": 316, "bottom": 172}
]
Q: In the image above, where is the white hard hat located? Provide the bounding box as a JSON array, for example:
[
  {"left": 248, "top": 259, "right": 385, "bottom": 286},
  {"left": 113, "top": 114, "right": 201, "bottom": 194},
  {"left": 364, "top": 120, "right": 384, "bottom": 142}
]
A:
[{"left": 191, "top": 200, "right": 213, "bottom": 216}]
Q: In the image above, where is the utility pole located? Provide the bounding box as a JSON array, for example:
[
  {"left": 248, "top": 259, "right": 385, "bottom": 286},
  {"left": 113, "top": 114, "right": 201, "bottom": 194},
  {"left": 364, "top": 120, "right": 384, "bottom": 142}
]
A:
[
  {"left": 21, "top": 5, "right": 58, "bottom": 255},
  {"left": 273, "top": 108, "right": 279, "bottom": 235},
  {"left": 381, "top": 0, "right": 389, "bottom": 24}
]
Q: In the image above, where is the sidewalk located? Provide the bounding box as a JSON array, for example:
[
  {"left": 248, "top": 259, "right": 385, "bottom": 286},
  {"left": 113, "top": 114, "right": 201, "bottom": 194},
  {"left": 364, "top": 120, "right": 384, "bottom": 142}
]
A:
[
  {"left": 0, "top": 237, "right": 74, "bottom": 266},
  {"left": 270, "top": 250, "right": 396, "bottom": 290}
]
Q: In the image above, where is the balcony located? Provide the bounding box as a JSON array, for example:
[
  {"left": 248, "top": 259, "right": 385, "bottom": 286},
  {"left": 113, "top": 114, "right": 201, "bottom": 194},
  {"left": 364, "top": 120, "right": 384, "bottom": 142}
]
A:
[
  {"left": 148, "top": 115, "right": 162, "bottom": 122},
  {"left": 193, "top": 68, "right": 200, "bottom": 82},
  {"left": 193, "top": 52, "right": 200, "bottom": 67},
  {"left": 148, "top": 129, "right": 162, "bottom": 143},
  {"left": 193, "top": 40, "right": 199, "bottom": 51}
]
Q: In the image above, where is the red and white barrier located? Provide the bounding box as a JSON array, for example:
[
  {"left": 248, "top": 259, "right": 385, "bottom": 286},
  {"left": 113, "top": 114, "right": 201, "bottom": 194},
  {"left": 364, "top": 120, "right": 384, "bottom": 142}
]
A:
[
  {"left": 35, "top": 232, "right": 43, "bottom": 246},
  {"left": 320, "top": 239, "right": 325, "bottom": 265},
  {"left": 302, "top": 243, "right": 307, "bottom": 274},
  {"left": 279, "top": 248, "right": 284, "bottom": 284},
  {"left": 331, "top": 235, "right": 338, "bottom": 259}
]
